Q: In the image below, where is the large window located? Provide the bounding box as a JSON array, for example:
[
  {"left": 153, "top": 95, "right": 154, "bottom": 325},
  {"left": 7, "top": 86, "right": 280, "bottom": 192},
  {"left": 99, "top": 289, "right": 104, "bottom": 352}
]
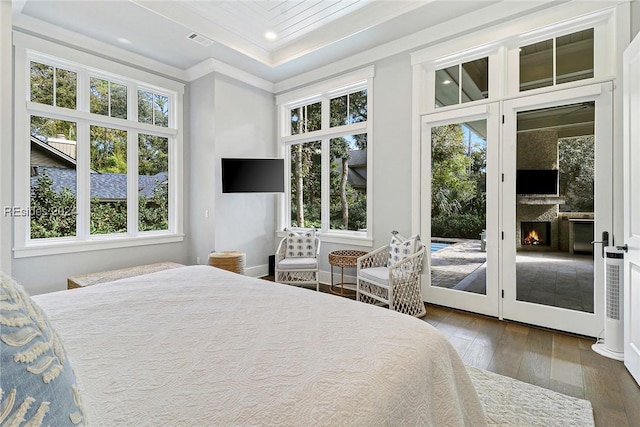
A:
[
  {"left": 278, "top": 68, "right": 373, "bottom": 240},
  {"left": 16, "top": 46, "right": 182, "bottom": 256}
]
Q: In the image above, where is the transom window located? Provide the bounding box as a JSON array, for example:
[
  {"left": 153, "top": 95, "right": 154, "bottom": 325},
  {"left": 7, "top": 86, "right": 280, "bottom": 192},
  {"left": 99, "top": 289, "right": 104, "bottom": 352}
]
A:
[
  {"left": 435, "top": 57, "right": 489, "bottom": 108},
  {"left": 519, "top": 28, "right": 594, "bottom": 91},
  {"left": 16, "top": 48, "right": 182, "bottom": 256},
  {"left": 278, "top": 68, "right": 373, "bottom": 239}
]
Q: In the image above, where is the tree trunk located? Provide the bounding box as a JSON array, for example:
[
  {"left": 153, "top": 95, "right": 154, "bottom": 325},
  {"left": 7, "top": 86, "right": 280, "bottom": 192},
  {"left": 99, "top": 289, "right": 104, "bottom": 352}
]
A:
[
  {"left": 295, "top": 144, "right": 304, "bottom": 227},
  {"left": 341, "top": 157, "right": 348, "bottom": 228}
]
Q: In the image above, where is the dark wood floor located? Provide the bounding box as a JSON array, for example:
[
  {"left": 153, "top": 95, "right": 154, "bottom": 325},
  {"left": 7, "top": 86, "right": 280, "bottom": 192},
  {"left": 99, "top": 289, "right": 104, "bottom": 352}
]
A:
[{"left": 424, "top": 304, "right": 640, "bottom": 427}]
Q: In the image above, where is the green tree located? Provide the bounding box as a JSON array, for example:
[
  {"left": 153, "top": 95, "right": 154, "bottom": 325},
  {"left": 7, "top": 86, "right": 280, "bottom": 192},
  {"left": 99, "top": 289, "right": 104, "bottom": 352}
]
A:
[
  {"left": 431, "top": 124, "right": 486, "bottom": 239},
  {"left": 559, "top": 136, "right": 594, "bottom": 212},
  {"left": 30, "top": 174, "right": 76, "bottom": 239},
  {"left": 90, "top": 126, "right": 127, "bottom": 173}
]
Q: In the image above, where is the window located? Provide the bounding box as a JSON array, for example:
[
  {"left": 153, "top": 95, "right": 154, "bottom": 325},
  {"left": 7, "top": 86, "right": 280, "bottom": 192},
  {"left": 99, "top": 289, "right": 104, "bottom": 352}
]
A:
[
  {"left": 435, "top": 57, "right": 489, "bottom": 108},
  {"left": 30, "top": 61, "right": 77, "bottom": 109},
  {"left": 16, "top": 46, "right": 182, "bottom": 256},
  {"left": 519, "top": 28, "right": 594, "bottom": 91},
  {"left": 278, "top": 68, "right": 373, "bottom": 241}
]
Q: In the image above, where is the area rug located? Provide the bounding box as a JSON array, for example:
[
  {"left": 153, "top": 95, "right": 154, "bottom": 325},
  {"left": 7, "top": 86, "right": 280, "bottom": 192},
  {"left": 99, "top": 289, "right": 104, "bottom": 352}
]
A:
[{"left": 467, "top": 366, "right": 595, "bottom": 426}]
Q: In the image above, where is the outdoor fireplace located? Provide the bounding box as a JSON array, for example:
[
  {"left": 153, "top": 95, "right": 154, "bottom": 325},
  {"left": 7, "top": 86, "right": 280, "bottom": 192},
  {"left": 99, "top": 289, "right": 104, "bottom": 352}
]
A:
[{"left": 521, "top": 222, "right": 551, "bottom": 246}]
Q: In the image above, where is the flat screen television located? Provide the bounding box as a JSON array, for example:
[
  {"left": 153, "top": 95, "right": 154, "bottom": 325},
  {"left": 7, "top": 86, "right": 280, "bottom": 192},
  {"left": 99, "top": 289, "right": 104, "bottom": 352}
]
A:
[
  {"left": 221, "top": 158, "right": 285, "bottom": 193},
  {"left": 516, "top": 169, "right": 558, "bottom": 195}
]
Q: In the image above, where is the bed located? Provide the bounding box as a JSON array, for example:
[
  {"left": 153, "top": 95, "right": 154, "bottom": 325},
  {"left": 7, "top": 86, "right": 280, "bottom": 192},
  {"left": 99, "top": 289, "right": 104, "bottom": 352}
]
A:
[{"left": 7, "top": 265, "right": 486, "bottom": 426}]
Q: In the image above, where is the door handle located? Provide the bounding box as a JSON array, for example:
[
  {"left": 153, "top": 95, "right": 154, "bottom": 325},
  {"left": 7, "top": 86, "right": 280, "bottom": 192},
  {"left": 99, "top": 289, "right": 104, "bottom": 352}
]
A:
[
  {"left": 617, "top": 244, "right": 629, "bottom": 253},
  {"left": 591, "top": 231, "right": 609, "bottom": 258}
]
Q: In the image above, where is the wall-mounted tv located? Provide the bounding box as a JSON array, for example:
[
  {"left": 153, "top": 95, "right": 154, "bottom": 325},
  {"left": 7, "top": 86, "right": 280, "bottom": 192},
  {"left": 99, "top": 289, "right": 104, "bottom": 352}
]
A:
[
  {"left": 221, "top": 158, "right": 285, "bottom": 193},
  {"left": 516, "top": 169, "right": 558, "bottom": 195}
]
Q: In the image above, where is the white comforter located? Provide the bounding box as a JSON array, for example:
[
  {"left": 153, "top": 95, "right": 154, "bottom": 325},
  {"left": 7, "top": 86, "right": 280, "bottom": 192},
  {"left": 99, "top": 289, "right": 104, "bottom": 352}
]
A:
[{"left": 34, "top": 265, "right": 486, "bottom": 426}]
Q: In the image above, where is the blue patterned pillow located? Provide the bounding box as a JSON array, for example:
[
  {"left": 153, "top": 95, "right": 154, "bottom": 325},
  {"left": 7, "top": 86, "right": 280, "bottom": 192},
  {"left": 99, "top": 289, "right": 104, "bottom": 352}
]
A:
[
  {"left": 286, "top": 229, "right": 316, "bottom": 258},
  {"left": 0, "top": 272, "right": 86, "bottom": 426},
  {"left": 388, "top": 234, "right": 421, "bottom": 266}
]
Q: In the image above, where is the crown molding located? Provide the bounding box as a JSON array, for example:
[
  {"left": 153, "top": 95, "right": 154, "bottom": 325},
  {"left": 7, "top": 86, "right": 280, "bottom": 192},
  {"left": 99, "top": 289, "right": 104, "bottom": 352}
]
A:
[{"left": 186, "top": 58, "right": 275, "bottom": 92}]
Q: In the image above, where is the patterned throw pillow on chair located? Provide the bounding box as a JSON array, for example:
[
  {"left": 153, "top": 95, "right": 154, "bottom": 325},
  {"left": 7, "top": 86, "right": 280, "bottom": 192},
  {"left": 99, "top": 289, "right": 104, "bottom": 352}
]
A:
[
  {"left": 0, "top": 272, "right": 86, "bottom": 426},
  {"left": 388, "top": 234, "right": 421, "bottom": 266},
  {"left": 286, "top": 229, "right": 316, "bottom": 258}
]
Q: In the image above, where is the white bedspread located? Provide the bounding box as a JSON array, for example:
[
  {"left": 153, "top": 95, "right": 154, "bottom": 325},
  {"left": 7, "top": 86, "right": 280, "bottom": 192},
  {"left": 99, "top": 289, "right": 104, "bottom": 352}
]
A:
[{"left": 33, "top": 265, "right": 486, "bottom": 426}]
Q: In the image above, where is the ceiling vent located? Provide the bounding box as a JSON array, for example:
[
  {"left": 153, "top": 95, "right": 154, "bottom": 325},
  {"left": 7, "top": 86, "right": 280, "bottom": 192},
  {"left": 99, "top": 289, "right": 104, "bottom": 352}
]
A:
[{"left": 186, "top": 32, "right": 213, "bottom": 47}]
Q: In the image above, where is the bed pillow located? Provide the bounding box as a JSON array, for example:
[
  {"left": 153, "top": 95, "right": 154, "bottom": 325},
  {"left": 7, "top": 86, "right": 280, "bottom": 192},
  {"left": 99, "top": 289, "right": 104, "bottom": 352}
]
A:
[
  {"left": 286, "top": 229, "right": 316, "bottom": 258},
  {"left": 0, "top": 272, "right": 86, "bottom": 426},
  {"left": 388, "top": 234, "right": 421, "bottom": 266}
]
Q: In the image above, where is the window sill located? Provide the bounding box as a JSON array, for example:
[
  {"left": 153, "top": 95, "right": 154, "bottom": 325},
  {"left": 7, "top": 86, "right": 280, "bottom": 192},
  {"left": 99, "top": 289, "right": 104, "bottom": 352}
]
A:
[
  {"left": 276, "top": 230, "right": 373, "bottom": 248},
  {"left": 13, "top": 233, "right": 184, "bottom": 258}
]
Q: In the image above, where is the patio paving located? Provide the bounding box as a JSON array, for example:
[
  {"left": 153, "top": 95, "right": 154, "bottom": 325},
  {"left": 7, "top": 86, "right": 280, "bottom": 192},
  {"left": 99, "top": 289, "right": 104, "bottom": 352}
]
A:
[{"left": 429, "top": 240, "right": 594, "bottom": 313}]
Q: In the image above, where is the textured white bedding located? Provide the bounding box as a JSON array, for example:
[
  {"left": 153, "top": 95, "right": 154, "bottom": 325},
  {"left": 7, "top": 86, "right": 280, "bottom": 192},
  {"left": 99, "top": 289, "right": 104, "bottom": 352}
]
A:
[{"left": 33, "top": 265, "right": 487, "bottom": 426}]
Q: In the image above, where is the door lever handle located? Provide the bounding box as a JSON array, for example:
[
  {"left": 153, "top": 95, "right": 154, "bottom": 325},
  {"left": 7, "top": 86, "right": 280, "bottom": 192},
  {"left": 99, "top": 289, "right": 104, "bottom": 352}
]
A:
[{"left": 590, "top": 231, "right": 609, "bottom": 257}]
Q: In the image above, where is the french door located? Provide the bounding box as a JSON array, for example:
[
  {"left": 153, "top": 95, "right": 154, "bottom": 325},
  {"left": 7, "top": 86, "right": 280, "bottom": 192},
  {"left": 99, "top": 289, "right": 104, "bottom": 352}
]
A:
[
  {"left": 623, "top": 34, "right": 640, "bottom": 384},
  {"left": 420, "top": 103, "right": 500, "bottom": 317},
  {"left": 502, "top": 83, "right": 612, "bottom": 337},
  {"left": 420, "top": 84, "right": 612, "bottom": 337}
]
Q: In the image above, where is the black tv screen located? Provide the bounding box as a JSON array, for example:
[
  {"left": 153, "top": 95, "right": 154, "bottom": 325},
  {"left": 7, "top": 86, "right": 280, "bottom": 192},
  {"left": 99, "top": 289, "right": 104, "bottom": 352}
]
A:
[
  {"left": 516, "top": 169, "right": 558, "bottom": 194},
  {"left": 222, "top": 158, "right": 285, "bottom": 193}
]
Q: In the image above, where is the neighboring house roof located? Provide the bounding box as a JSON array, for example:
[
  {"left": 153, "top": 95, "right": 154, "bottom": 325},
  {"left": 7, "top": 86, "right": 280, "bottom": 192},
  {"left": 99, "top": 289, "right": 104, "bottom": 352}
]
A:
[
  {"left": 31, "top": 135, "right": 78, "bottom": 170},
  {"left": 31, "top": 166, "right": 167, "bottom": 201}
]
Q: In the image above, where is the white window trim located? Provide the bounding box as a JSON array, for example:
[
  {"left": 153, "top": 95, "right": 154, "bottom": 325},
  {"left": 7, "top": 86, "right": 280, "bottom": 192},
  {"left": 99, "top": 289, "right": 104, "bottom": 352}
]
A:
[
  {"left": 277, "top": 67, "right": 374, "bottom": 246},
  {"left": 409, "top": 3, "right": 625, "bottom": 235},
  {"left": 13, "top": 35, "right": 184, "bottom": 258}
]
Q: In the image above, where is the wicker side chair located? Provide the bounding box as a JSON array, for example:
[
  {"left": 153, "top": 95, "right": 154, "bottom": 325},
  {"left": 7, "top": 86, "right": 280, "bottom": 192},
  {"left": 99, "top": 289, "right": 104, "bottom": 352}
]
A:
[
  {"left": 356, "top": 235, "right": 426, "bottom": 317},
  {"left": 275, "top": 234, "right": 321, "bottom": 291}
]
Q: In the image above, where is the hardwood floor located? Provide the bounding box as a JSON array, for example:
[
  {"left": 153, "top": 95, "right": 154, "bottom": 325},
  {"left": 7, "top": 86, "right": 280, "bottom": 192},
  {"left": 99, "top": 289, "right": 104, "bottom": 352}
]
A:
[{"left": 423, "top": 304, "right": 640, "bottom": 426}]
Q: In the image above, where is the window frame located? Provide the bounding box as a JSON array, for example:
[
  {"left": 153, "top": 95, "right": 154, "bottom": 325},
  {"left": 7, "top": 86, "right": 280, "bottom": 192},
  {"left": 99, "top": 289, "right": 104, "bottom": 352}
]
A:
[
  {"left": 13, "top": 35, "right": 184, "bottom": 258},
  {"left": 276, "top": 67, "right": 374, "bottom": 246}
]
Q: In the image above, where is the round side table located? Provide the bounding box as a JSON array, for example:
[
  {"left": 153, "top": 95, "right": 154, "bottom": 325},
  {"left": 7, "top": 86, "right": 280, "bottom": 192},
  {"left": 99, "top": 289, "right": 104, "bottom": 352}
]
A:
[
  {"left": 328, "top": 249, "right": 368, "bottom": 297},
  {"left": 208, "top": 251, "right": 246, "bottom": 275}
]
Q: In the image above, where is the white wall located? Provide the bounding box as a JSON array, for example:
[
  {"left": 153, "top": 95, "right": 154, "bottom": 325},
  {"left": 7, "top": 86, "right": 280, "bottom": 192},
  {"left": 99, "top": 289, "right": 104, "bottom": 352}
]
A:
[
  {"left": 0, "top": 1, "right": 12, "bottom": 275},
  {"left": 187, "top": 73, "right": 216, "bottom": 265},
  {"left": 212, "top": 74, "right": 277, "bottom": 276}
]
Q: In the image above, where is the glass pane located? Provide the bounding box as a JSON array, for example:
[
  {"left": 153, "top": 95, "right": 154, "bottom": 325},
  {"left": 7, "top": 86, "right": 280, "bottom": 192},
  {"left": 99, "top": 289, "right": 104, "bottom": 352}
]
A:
[
  {"left": 462, "top": 58, "right": 488, "bottom": 103},
  {"left": 329, "top": 134, "right": 367, "bottom": 231},
  {"left": 55, "top": 68, "right": 77, "bottom": 109},
  {"left": 290, "top": 102, "right": 321, "bottom": 135},
  {"left": 90, "top": 78, "right": 109, "bottom": 116},
  {"left": 515, "top": 102, "right": 595, "bottom": 313},
  {"left": 330, "top": 90, "right": 368, "bottom": 127},
  {"left": 138, "top": 90, "right": 153, "bottom": 124},
  {"left": 111, "top": 82, "right": 127, "bottom": 119},
  {"left": 290, "top": 141, "right": 321, "bottom": 228},
  {"left": 138, "top": 134, "right": 169, "bottom": 231},
  {"left": 431, "top": 120, "right": 487, "bottom": 295},
  {"left": 348, "top": 90, "right": 367, "bottom": 124},
  {"left": 90, "top": 125, "right": 128, "bottom": 234},
  {"left": 435, "top": 65, "right": 459, "bottom": 108},
  {"left": 30, "top": 62, "right": 54, "bottom": 105},
  {"left": 520, "top": 39, "right": 553, "bottom": 91},
  {"left": 153, "top": 94, "right": 169, "bottom": 127},
  {"left": 29, "top": 116, "right": 78, "bottom": 239},
  {"left": 307, "top": 102, "right": 321, "bottom": 132},
  {"left": 557, "top": 28, "right": 594, "bottom": 85},
  {"left": 330, "top": 95, "right": 347, "bottom": 127}
]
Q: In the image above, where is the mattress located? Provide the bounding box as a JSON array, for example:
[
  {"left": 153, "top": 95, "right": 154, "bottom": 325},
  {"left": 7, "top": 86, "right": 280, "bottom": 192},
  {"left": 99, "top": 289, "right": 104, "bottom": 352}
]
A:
[{"left": 33, "top": 265, "right": 487, "bottom": 426}]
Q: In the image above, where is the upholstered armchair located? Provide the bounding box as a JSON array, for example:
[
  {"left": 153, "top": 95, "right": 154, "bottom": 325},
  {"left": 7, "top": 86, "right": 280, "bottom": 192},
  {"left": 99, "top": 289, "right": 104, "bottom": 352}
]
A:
[
  {"left": 357, "top": 232, "right": 426, "bottom": 317},
  {"left": 275, "top": 229, "right": 321, "bottom": 291}
]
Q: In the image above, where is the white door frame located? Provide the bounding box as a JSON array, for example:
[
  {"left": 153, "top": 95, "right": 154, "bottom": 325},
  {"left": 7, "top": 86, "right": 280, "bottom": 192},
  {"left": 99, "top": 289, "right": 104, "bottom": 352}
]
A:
[
  {"left": 420, "top": 103, "right": 500, "bottom": 317},
  {"left": 501, "top": 82, "right": 612, "bottom": 337},
  {"left": 623, "top": 33, "right": 640, "bottom": 385}
]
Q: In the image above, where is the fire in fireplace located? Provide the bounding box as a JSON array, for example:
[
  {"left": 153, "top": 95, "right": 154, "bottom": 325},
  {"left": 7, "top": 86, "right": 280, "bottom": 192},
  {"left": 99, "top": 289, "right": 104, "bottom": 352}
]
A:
[{"left": 521, "top": 222, "right": 551, "bottom": 246}]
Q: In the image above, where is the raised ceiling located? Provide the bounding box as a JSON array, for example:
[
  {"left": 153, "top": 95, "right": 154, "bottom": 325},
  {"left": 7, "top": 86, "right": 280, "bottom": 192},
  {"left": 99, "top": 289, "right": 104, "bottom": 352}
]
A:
[{"left": 13, "top": 0, "right": 567, "bottom": 83}]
